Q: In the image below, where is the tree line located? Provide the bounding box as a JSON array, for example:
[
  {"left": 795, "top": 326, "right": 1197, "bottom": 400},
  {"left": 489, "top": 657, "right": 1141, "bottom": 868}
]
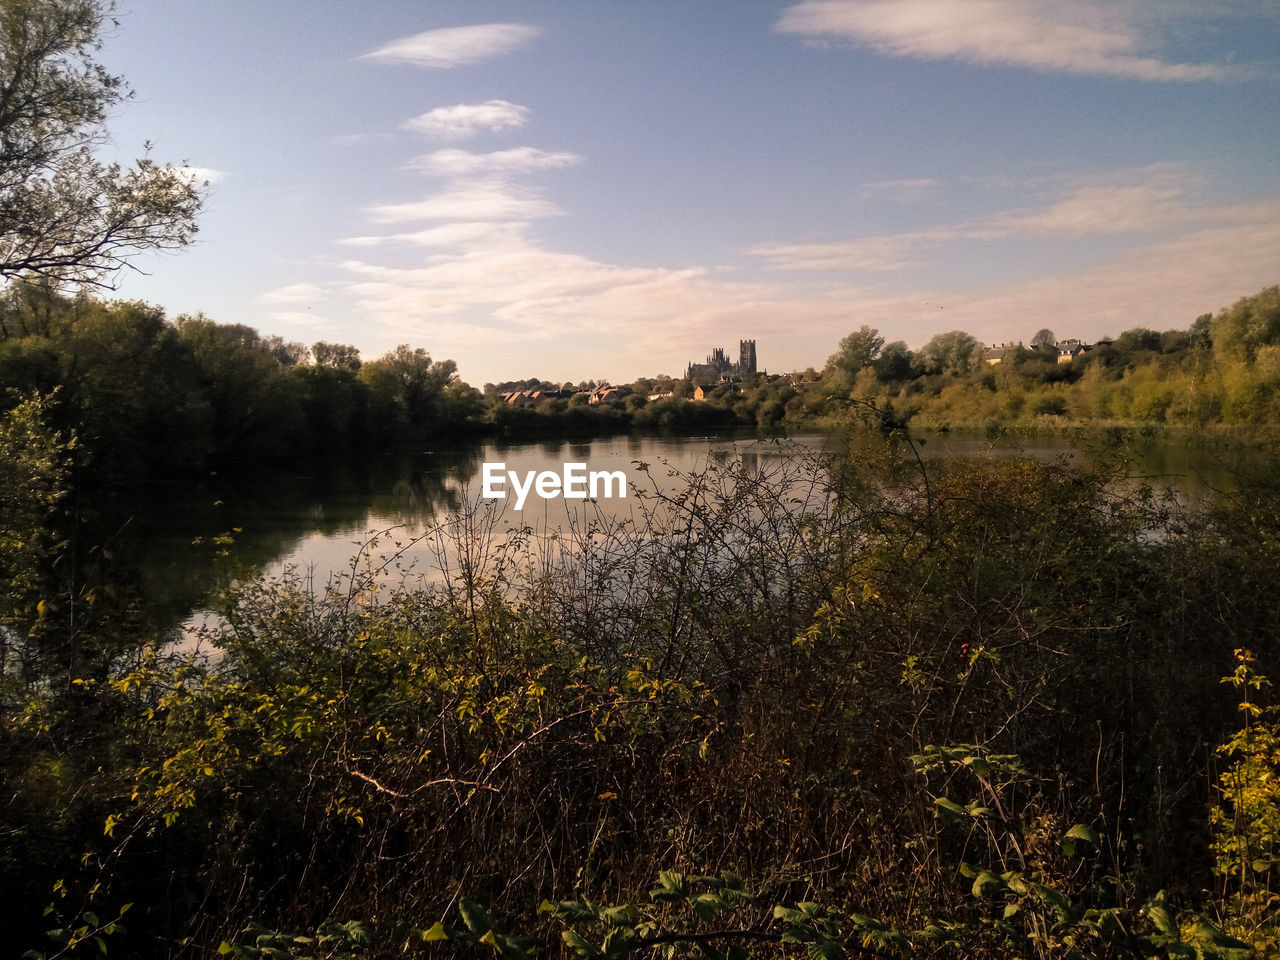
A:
[
  {"left": 799, "top": 285, "right": 1280, "bottom": 431},
  {"left": 465, "top": 283, "right": 1280, "bottom": 438},
  {"left": 0, "top": 284, "right": 484, "bottom": 480},
  {"left": 5, "top": 280, "right": 1279, "bottom": 489}
]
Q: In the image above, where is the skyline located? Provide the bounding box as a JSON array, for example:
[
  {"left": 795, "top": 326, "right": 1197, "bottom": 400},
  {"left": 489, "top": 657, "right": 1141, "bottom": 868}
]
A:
[{"left": 94, "top": 1, "right": 1280, "bottom": 386}]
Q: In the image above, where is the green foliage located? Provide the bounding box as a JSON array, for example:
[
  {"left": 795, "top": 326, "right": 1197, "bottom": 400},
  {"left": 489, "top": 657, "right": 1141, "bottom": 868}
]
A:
[
  {"left": 0, "top": 0, "right": 203, "bottom": 285},
  {"left": 0, "top": 289, "right": 491, "bottom": 473},
  {"left": 1210, "top": 650, "right": 1280, "bottom": 953},
  {"left": 812, "top": 285, "right": 1280, "bottom": 431},
  {"left": 7, "top": 426, "right": 1280, "bottom": 957},
  {"left": 358, "top": 344, "right": 478, "bottom": 438},
  {"left": 24, "top": 899, "right": 132, "bottom": 960},
  {"left": 1212, "top": 287, "right": 1280, "bottom": 364},
  {"left": 311, "top": 341, "right": 362, "bottom": 371},
  {"left": 215, "top": 863, "right": 1260, "bottom": 960},
  {"left": 874, "top": 341, "right": 916, "bottom": 383},
  {"left": 919, "top": 329, "right": 980, "bottom": 376},
  {"left": 824, "top": 325, "right": 885, "bottom": 394},
  {"left": 0, "top": 390, "right": 72, "bottom": 675}
]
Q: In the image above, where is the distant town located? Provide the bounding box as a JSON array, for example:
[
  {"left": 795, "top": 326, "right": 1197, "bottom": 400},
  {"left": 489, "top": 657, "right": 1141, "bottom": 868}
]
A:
[
  {"left": 490, "top": 333, "right": 1104, "bottom": 409},
  {"left": 493, "top": 338, "right": 784, "bottom": 407}
]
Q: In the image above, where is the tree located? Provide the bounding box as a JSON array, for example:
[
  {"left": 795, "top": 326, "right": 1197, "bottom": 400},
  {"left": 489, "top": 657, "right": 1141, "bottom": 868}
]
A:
[
  {"left": 919, "top": 330, "right": 980, "bottom": 376},
  {"left": 0, "top": 0, "right": 203, "bottom": 286},
  {"left": 263, "top": 335, "right": 309, "bottom": 367},
  {"left": 0, "top": 391, "right": 71, "bottom": 670},
  {"left": 1190, "top": 312, "right": 1213, "bottom": 350},
  {"left": 175, "top": 314, "right": 303, "bottom": 462},
  {"left": 826, "top": 325, "right": 884, "bottom": 377},
  {"left": 58, "top": 296, "right": 209, "bottom": 474},
  {"left": 312, "top": 340, "right": 361, "bottom": 371},
  {"left": 359, "top": 344, "right": 462, "bottom": 436},
  {"left": 1031, "top": 328, "right": 1056, "bottom": 349},
  {"left": 1212, "top": 286, "right": 1280, "bottom": 363},
  {"left": 874, "top": 340, "right": 916, "bottom": 382}
]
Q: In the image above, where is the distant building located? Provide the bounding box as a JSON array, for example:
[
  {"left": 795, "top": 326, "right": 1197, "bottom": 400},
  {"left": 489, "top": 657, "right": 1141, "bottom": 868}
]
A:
[
  {"left": 982, "top": 345, "right": 1008, "bottom": 365},
  {"left": 588, "top": 383, "right": 626, "bottom": 405},
  {"left": 983, "top": 341, "right": 1029, "bottom": 366},
  {"left": 685, "top": 338, "right": 758, "bottom": 381},
  {"left": 1055, "top": 339, "right": 1089, "bottom": 363}
]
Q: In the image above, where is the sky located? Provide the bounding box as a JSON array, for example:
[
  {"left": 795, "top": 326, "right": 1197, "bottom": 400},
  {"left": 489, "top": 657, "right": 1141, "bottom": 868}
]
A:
[{"left": 95, "top": 0, "right": 1280, "bottom": 387}]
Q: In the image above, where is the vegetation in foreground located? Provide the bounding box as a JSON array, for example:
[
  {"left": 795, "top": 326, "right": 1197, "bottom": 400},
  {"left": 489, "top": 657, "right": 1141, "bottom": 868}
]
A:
[{"left": 4, "top": 401, "right": 1280, "bottom": 958}]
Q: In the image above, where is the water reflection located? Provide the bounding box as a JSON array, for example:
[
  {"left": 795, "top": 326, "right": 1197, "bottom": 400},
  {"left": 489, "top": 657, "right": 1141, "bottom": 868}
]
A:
[
  {"left": 38, "top": 430, "right": 1270, "bottom": 648},
  {"left": 913, "top": 429, "right": 1260, "bottom": 502}
]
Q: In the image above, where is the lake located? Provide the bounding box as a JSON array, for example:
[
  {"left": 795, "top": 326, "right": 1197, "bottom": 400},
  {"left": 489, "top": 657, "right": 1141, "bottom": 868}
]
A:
[{"left": 96, "top": 428, "right": 1265, "bottom": 646}]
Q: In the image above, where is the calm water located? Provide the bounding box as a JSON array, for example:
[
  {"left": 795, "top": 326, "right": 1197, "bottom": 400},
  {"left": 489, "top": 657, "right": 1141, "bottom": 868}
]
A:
[{"left": 100, "top": 429, "right": 1265, "bottom": 644}]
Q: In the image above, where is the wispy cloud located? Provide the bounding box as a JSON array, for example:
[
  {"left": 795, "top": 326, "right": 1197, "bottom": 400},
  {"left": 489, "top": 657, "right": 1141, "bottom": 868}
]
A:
[
  {"left": 752, "top": 164, "right": 1227, "bottom": 270},
  {"left": 362, "top": 23, "right": 539, "bottom": 69},
  {"left": 261, "top": 282, "right": 328, "bottom": 303},
  {"left": 978, "top": 183, "right": 1195, "bottom": 238},
  {"left": 749, "top": 233, "right": 944, "bottom": 272},
  {"left": 406, "top": 147, "right": 582, "bottom": 177},
  {"left": 339, "top": 222, "right": 530, "bottom": 249},
  {"left": 776, "top": 0, "right": 1240, "bottom": 81},
  {"left": 269, "top": 310, "right": 336, "bottom": 331},
  {"left": 338, "top": 238, "right": 782, "bottom": 354},
  {"left": 403, "top": 100, "right": 531, "bottom": 139},
  {"left": 179, "top": 165, "right": 226, "bottom": 184},
  {"left": 367, "top": 184, "right": 561, "bottom": 223}
]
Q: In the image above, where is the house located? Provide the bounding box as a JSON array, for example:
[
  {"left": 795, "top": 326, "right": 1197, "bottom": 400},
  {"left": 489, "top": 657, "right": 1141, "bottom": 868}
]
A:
[
  {"left": 1056, "top": 340, "right": 1089, "bottom": 363},
  {"left": 588, "top": 384, "right": 624, "bottom": 405},
  {"left": 982, "top": 345, "right": 1008, "bottom": 365}
]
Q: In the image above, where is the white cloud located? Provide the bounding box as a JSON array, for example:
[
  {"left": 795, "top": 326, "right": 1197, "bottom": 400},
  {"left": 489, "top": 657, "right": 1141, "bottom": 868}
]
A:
[
  {"left": 339, "top": 222, "right": 530, "bottom": 249},
  {"left": 179, "top": 165, "right": 226, "bottom": 184},
  {"left": 750, "top": 232, "right": 946, "bottom": 271},
  {"left": 776, "top": 0, "right": 1238, "bottom": 80},
  {"left": 978, "top": 183, "right": 1196, "bottom": 238},
  {"left": 269, "top": 310, "right": 336, "bottom": 330},
  {"left": 407, "top": 147, "right": 582, "bottom": 178},
  {"left": 336, "top": 233, "right": 786, "bottom": 361},
  {"left": 752, "top": 164, "right": 1228, "bottom": 270},
  {"left": 294, "top": 186, "right": 1280, "bottom": 382},
  {"left": 261, "top": 282, "right": 328, "bottom": 303},
  {"left": 362, "top": 23, "right": 539, "bottom": 68},
  {"left": 403, "top": 100, "right": 531, "bottom": 139},
  {"left": 368, "top": 183, "right": 561, "bottom": 223}
]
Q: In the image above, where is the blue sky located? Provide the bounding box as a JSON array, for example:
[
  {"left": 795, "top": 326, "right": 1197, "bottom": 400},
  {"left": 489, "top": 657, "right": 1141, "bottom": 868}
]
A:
[{"left": 98, "top": 0, "right": 1280, "bottom": 385}]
